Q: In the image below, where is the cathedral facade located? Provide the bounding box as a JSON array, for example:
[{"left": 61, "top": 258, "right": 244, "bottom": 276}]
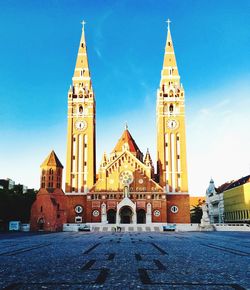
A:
[{"left": 30, "top": 21, "right": 190, "bottom": 231}]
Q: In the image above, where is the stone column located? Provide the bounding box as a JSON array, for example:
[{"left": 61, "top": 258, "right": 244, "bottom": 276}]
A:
[
  {"left": 132, "top": 210, "right": 137, "bottom": 224},
  {"left": 101, "top": 202, "right": 107, "bottom": 224},
  {"left": 146, "top": 203, "right": 152, "bottom": 224}
]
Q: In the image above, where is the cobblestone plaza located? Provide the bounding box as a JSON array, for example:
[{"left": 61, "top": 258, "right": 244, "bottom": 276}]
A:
[{"left": 0, "top": 231, "right": 249, "bottom": 289}]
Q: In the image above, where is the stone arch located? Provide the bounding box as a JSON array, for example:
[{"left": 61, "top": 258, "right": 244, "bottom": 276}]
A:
[
  {"left": 119, "top": 206, "right": 133, "bottom": 224},
  {"left": 37, "top": 217, "right": 45, "bottom": 230},
  {"left": 137, "top": 209, "right": 146, "bottom": 224},
  {"left": 116, "top": 197, "right": 136, "bottom": 224},
  {"left": 107, "top": 209, "right": 116, "bottom": 224}
]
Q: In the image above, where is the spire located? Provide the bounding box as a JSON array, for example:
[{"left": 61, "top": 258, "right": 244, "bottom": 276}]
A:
[
  {"left": 101, "top": 152, "right": 108, "bottom": 167},
  {"left": 160, "top": 19, "right": 180, "bottom": 87},
  {"left": 72, "top": 20, "right": 92, "bottom": 93},
  {"left": 41, "top": 150, "right": 63, "bottom": 169},
  {"left": 144, "top": 148, "right": 153, "bottom": 167}
]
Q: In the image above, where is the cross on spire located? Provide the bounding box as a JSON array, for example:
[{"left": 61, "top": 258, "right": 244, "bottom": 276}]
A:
[
  {"left": 166, "top": 18, "right": 171, "bottom": 30},
  {"left": 125, "top": 122, "right": 128, "bottom": 130},
  {"left": 81, "top": 20, "right": 86, "bottom": 28}
]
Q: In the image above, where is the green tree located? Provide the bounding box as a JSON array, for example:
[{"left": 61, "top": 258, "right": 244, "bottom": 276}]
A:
[
  {"left": 0, "top": 187, "right": 37, "bottom": 230},
  {"left": 190, "top": 204, "right": 203, "bottom": 223}
]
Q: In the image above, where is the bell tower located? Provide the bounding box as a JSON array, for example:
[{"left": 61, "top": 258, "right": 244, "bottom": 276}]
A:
[
  {"left": 40, "top": 150, "right": 63, "bottom": 192},
  {"left": 65, "top": 21, "right": 96, "bottom": 193},
  {"left": 156, "top": 20, "right": 188, "bottom": 193}
]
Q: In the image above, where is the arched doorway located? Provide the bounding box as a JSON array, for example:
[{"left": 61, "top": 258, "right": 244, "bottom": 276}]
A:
[
  {"left": 137, "top": 209, "right": 146, "bottom": 224},
  {"left": 38, "top": 218, "right": 45, "bottom": 230},
  {"left": 120, "top": 206, "right": 133, "bottom": 224},
  {"left": 107, "top": 209, "right": 116, "bottom": 224}
]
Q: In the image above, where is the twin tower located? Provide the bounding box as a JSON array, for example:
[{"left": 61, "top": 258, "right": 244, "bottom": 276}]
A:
[{"left": 65, "top": 20, "right": 188, "bottom": 196}]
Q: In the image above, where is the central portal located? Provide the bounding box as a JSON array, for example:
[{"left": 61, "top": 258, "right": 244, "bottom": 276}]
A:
[{"left": 120, "top": 206, "right": 133, "bottom": 224}]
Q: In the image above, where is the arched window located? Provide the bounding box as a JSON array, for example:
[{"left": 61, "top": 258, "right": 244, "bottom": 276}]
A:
[
  {"left": 79, "top": 105, "right": 83, "bottom": 114},
  {"left": 169, "top": 104, "right": 174, "bottom": 114},
  {"left": 49, "top": 168, "right": 53, "bottom": 175}
]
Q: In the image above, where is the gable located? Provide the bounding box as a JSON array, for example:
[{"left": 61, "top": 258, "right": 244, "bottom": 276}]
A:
[{"left": 91, "top": 150, "right": 163, "bottom": 192}]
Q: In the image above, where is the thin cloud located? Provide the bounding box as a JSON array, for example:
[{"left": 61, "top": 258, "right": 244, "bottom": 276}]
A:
[{"left": 187, "top": 76, "right": 250, "bottom": 196}]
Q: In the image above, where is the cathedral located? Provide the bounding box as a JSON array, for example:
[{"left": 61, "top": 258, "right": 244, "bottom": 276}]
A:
[{"left": 30, "top": 20, "right": 190, "bottom": 231}]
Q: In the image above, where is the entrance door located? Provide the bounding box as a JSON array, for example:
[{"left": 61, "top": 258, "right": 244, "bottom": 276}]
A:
[
  {"left": 38, "top": 218, "right": 45, "bottom": 230},
  {"left": 137, "top": 209, "right": 146, "bottom": 224},
  {"left": 107, "top": 209, "right": 116, "bottom": 224},
  {"left": 120, "top": 206, "right": 133, "bottom": 224}
]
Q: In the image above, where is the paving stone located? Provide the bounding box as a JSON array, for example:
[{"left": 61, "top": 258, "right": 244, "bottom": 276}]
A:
[{"left": 0, "top": 231, "right": 249, "bottom": 289}]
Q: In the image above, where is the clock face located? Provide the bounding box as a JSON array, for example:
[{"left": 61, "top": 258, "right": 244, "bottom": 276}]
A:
[
  {"left": 75, "top": 120, "right": 87, "bottom": 131},
  {"left": 167, "top": 119, "right": 178, "bottom": 130}
]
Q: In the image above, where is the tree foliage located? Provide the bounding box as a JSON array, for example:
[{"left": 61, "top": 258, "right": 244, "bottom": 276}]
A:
[
  {"left": 0, "top": 186, "right": 37, "bottom": 230},
  {"left": 190, "top": 204, "right": 203, "bottom": 223}
]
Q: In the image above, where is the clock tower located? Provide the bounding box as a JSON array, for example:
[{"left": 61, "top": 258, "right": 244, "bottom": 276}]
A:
[
  {"left": 65, "top": 21, "right": 96, "bottom": 193},
  {"left": 156, "top": 20, "right": 188, "bottom": 194}
]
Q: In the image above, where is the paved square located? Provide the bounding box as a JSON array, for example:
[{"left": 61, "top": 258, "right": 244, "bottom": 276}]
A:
[{"left": 0, "top": 231, "right": 249, "bottom": 289}]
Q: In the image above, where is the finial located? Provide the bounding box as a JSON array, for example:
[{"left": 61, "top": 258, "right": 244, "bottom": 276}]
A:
[
  {"left": 166, "top": 18, "right": 171, "bottom": 30},
  {"left": 81, "top": 20, "right": 86, "bottom": 29},
  {"left": 125, "top": 122, "right": 128, "bottom": 130}
]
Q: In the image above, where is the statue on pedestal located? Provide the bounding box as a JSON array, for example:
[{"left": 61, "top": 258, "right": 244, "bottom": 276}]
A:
[
  {"left": 200, "top": 202, "right": 214, "bottom": 231},
  {"left": 124, "top": 186, "right": 129, "bottom": 198}
]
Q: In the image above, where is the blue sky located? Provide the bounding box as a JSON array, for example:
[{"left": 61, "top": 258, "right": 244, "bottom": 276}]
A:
[{"left": 0, "top": 0, "right": 249, "bottom": 195}]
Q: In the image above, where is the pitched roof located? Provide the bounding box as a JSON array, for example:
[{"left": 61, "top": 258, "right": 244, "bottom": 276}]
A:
[
  {"left": 216, "top": 182, "right": 232, "bottom": 193},
  {"left": 224, "top": 175, "right": 250, "bottom": 191},
  {"left": 41, "top": 150, "right": 63, "bottom": 168},
  {"left": 112, "top": 129, "right": 141, "bottom": 154}
]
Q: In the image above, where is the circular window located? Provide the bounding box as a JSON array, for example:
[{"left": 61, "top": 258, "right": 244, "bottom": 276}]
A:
[
  {"left": 75, "top": 205, "right": 83, "bottom": 214},
  {"left": 154, "top": 210, "right": 161, "bottom": 217},
  {"left": 138, "top": 178, "right": 144, "bottom": 184},
  {"left": 171, "top": 205, "right": 179, "bottom": 214},
  {"left": 119, "top": 170, "right": 134, "bottom": 185},
  {"left": 92, "top": 210, "right": 99, "bottom": 217}
]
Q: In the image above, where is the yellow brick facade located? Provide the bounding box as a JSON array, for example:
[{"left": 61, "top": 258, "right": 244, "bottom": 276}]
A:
[
  {"left": 63, "top": 21, "right": 190, "bottom": 224},
  {"left": 224, "top": 183, "right": 250, "bottom": 222},
  {"left": 156, "top": 21, "right": 188, "bottom": 193},
  {"left": 65, "top": 23, "right": 96, "bottom": 193}
]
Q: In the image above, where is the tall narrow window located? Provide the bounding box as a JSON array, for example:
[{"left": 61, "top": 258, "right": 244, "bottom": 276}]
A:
[{"left": 169, "top": 104, "right": 173, "bottom": 114}]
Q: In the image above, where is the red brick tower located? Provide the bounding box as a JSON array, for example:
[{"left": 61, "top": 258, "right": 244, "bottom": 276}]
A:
[{"left": 30, "top": 151, "right": 67, "bottom": 231}]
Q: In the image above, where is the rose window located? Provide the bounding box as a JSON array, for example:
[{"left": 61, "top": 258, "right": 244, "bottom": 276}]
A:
[
  {"left": 92, "top": 210, "right": 99, "bottom": 217},
  {"left": 119, "top": 170, "right": 134, "bottom": 185},
  {"left": 154, "top": 210, "right": 161, "bottom": 217}
]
